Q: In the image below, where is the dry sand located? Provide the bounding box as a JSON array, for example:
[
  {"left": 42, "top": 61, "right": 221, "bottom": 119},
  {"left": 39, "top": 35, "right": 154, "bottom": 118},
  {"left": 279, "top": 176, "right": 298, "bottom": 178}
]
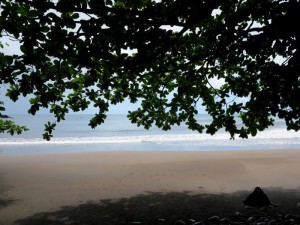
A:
[{"left": 0, "top": 150, "right": 300, "bottom": 224}]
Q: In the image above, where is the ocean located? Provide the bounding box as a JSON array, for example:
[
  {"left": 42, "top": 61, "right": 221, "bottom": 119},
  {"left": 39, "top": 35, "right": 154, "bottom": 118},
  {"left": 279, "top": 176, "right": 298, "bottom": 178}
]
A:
[{"left": 0, "top": 114, "right": 300, "bottom": 154}]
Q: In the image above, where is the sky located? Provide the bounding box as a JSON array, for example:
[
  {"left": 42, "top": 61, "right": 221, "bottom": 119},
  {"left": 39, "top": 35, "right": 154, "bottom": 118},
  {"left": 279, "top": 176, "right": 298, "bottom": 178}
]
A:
[
  {"left": 0, "top": 30, "right": 216, "bottom": 115},
  {"left": 0, "top": 38, "right": 210, "bottom": 115},
  {"left": 0, "top": 35, "right": 142, "bottom": 114},
  {"left": 0, "top": 13, "right": 244, "bottom": 116},
  {"left": 1, "top": 92, "right": 141, "bottom": 115}
]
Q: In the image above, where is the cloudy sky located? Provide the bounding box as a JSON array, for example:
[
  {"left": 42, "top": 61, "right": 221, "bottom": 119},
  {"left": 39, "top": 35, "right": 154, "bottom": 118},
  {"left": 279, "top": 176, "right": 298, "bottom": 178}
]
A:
[
  {"left": 0, "top": 35, "right": 140, "bottom": 114},
  {"left": 0, "top": 40, "right": 208, "bottom": 115},
  {"left": 0, "top": 34, "right": 214, "bottom": 115}
]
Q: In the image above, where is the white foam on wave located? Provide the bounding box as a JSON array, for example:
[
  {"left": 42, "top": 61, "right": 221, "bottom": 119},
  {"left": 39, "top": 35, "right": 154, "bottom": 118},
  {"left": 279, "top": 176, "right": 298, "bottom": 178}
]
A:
[{"left": 0, "top": 128, "right": 299, "bottom": 146}]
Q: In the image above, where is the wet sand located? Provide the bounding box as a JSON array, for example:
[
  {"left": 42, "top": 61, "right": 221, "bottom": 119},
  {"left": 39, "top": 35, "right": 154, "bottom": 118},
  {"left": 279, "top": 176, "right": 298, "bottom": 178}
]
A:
[{"left": 0, "top": 150, "right": 300, "bottom": 224}]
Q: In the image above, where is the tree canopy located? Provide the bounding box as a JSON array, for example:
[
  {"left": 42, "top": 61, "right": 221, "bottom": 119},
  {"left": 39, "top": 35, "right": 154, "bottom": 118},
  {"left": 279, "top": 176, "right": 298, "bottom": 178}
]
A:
[
  {"left": 0, "top": 0, "right": 300, "bottom": 140},
  {"left": 0, "top": 100, "right": 29, "bottom": 135}
]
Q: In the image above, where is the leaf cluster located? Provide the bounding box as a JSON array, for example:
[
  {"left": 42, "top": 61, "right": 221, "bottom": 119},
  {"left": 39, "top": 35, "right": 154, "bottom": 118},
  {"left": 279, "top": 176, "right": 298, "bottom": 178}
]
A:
[
  {"left": 1, "top": 0, "right": 300, "bottom": 139},
  {"left": 0, "top": 100, "right": 29, "bottom": 135},
  {"left": 0, "top": 119, "right": 29, "bottom": 135}
]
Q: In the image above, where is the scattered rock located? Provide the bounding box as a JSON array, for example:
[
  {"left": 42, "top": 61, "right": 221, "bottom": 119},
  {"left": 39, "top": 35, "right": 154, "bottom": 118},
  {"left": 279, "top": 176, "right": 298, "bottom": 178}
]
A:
[
  {"left": 193, "top": 221, "right": 204, "bottom": 225},
  {"left": 192, "top": 221, "right": 204, "bottom": 225},
  {"left": 106, "top": 211, "right": 300, "bottom": 225},
  {"left": 187, "top": 219, "right": 196, "bottom": 224},
  {"left": 267, "top": 220, "right": 276, "bottom": 225},
  {"left": 247, "top": 217, "right": 255, "bottom": 222},
  {"left": 174, "top": 220, "right": 186, "bottom": 225},
  {"left": 219, "top": 217, "right": 230, "bottom": 224},
  {"left": 285, "top": 214, "right": 295, "bottom": 220},
  {"left": 208, "top": 215, "right": 219, "bottom": 222},
  {"left": 233, "top": 212, "right": 242, "bottom": 218}
]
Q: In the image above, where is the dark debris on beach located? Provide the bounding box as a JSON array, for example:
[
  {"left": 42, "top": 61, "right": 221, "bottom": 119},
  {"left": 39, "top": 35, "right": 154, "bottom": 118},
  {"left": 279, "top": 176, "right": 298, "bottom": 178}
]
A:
[
  {"left": 150, "top": 212, "right": 300, "bottom": 225},
  {"left": 15, "top": 211, "right": 300, "bottom": 225},
  {"left": 14, "top": 188, "right": 300, "bottom": 225}
]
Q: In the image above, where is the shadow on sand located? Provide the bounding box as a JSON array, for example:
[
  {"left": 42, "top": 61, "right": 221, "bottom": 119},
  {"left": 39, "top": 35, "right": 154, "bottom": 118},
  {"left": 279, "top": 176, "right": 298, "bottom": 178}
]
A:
[
  {"left": 0, "top": 175, "right": 17, "bottom": 209},
  {"left": 0, "top": 197, "right": 16, "bottom": 209},
  {"left": 14, "top": 188, "right": 300, "bottom": 225}
]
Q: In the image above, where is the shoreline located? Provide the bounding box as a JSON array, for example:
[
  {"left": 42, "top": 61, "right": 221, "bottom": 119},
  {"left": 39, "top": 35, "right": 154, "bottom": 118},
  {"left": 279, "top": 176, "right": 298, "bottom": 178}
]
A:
[
  {"left": 2, "top": 145, "right": 300, "bottom": 156},
  {"left": 1, "top": 149, "right": 300, "bottom": 224}
]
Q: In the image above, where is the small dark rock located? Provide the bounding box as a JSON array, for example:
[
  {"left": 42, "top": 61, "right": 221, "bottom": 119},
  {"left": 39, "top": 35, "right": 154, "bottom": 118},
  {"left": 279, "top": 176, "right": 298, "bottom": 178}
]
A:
[
  {"left": 219, "top": 217, "right": 230, "bottom": 224},
  {"left": 187, "top": 219, "right": 196, "bottom": 224},
  {"left": 284, "top": 214, "right": 295, "bottom": 220},
  {"left": 208, "top": 216, "right": 220, "bottom": 222},
  {"left": 192, "top": 222, "right": 204, "bottom": 225},
  {"left": 233, "top": 212, "right": 242, "bottom": 218},
  {"left": 174, "top": 220, "right": 186, "bottom": 225},
  {"left": 247, "top": 217, "right": 255, "bottom": 223},
  {"left": 267, "top": 220, "right": 276, "bottom": 225}
]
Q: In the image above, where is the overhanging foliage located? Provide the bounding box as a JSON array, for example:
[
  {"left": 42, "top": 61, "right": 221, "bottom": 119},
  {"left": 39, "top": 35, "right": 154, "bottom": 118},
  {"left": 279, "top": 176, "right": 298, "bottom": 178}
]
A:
[
  {"left": 0, "top": 0, "right": 299, "bottom": 140},
  {"left": 0, "top": 100, "right": 28, "bottom": 135}
]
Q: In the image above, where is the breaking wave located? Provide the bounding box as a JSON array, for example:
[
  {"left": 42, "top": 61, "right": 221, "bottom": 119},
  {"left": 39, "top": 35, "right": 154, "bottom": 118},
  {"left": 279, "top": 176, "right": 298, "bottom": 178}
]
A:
[{"left": 1, "top": 128, "right": 300, "bottom": 147}]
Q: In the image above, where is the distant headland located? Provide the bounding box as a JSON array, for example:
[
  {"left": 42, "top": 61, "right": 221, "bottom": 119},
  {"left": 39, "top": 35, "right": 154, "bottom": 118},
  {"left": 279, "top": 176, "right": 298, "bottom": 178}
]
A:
[{"left": 0, "top": 113, "right": 11, "bottom": 119}]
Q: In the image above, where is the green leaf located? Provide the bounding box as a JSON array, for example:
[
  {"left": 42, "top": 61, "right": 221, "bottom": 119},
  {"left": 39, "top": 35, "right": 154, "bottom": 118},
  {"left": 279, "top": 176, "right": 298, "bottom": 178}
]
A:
[{"left": 0, "top": 0, "right": 299, "bottom": 139}]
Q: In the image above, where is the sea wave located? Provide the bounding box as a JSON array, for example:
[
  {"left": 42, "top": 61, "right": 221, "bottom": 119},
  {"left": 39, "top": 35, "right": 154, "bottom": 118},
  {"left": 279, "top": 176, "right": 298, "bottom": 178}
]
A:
[{"left": 1, "top": 128, "right": 299, "bottom": 146}]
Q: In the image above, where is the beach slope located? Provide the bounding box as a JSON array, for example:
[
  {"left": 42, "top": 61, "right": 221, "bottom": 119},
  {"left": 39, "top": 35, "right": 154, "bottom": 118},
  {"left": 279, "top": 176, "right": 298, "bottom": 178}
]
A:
[{"left": 0, "top": 150, "right": 300, "bottom": 224}]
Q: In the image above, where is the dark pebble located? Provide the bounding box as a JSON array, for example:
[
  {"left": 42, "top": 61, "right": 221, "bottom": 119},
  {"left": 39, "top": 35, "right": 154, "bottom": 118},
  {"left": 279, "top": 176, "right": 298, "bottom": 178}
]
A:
[
  {"left": 192, "top": 221, "right": 204, "bottom": 225},
  {"left": 208, "top": 216, "right": 219, "bottom": 222},
  {"left": 233, "top": 212, "right": 242, "bottom": 218},
  {"left": 187, "top": 219, "right": 196, "bottom": 224},
  {"left": 174, "top": 220, "right": 186, "bottom": 225},
  {"left": 247, "top": 217, "right": 255, "bottom": 222},
  {"left": 285, "top": 214, "right": 295, "bottom": 220},
  {"left": 219, "top": 217, "right": 230, "bottom": 224},
  {"left": 267, "top": 220, "right": 276, "bottom": 225}
]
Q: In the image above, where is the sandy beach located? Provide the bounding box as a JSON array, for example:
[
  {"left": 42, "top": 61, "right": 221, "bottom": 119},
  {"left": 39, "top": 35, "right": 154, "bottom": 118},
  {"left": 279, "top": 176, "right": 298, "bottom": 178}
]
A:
[{"left": 1, "top": 150, "right": 300, "bottom": 224}]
